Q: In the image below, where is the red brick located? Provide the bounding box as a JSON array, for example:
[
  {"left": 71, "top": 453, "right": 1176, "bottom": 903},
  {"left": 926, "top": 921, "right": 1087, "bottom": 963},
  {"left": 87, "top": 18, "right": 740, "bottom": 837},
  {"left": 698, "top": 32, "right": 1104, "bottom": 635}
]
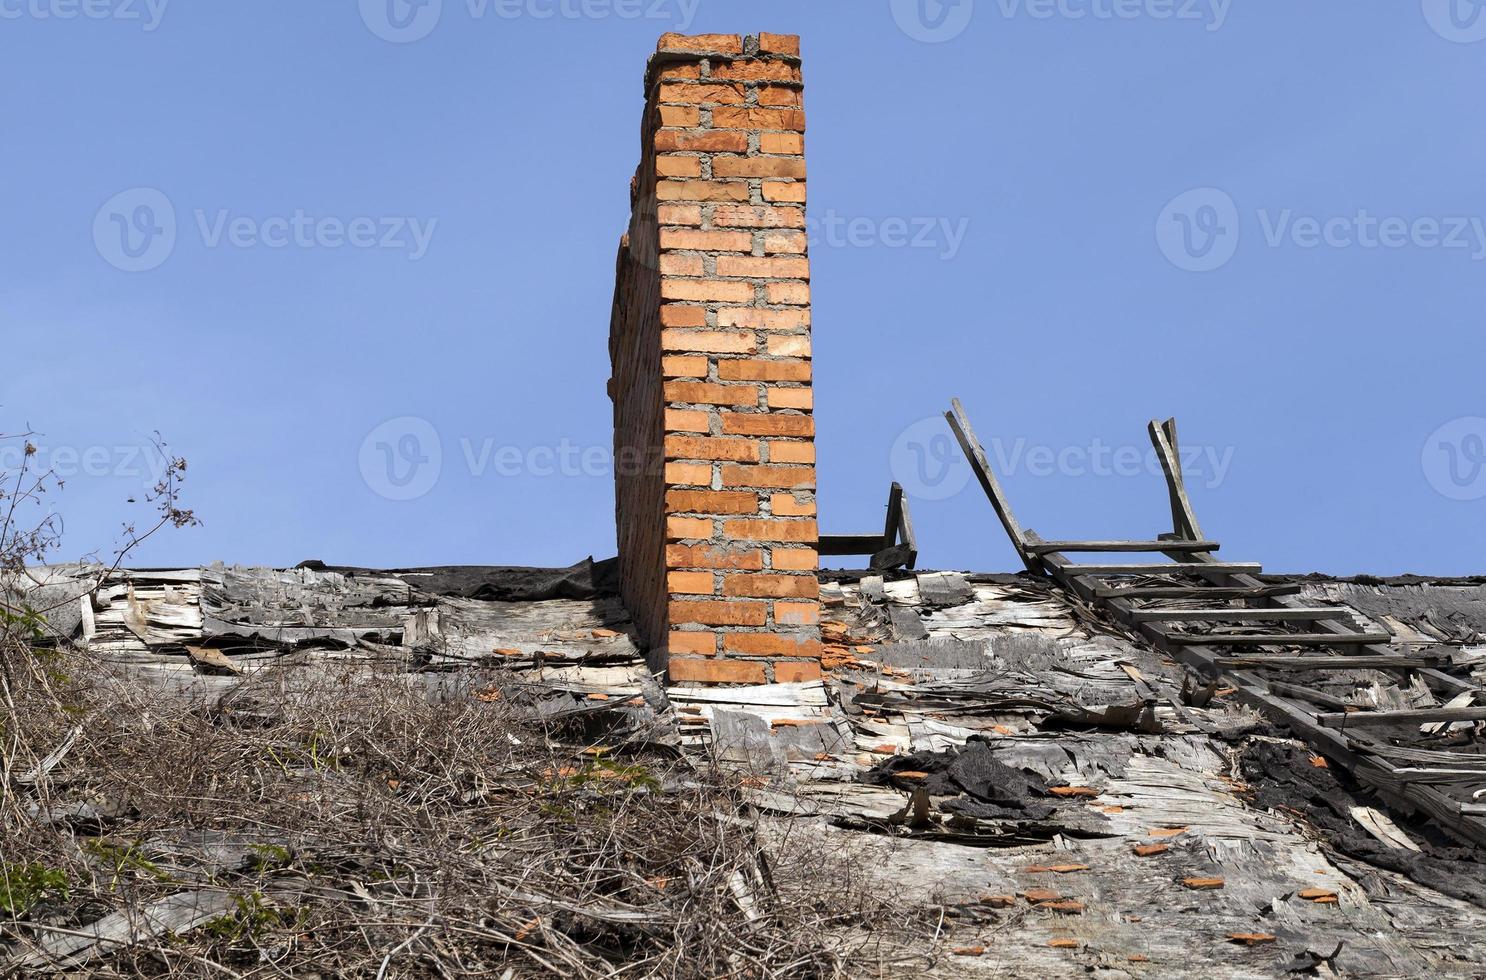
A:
[
  {"left": 658, "top": 104, "right": 700, "bottom": 128},
  {"left": 710, "top": 61, "right": 801, "bottom": 84},
  {"left": 721, "top": 413, "right": 814, "bottom": 437},
  {"left": 669, "top": 598, "right": 767, "bottom": 627},
  {"left": 662, "top": 355, "right": 708, "bottom": 378},
  {"left": 669, "top": 658, "right": 766, "bottom": 684},
  {"left": 716, "top": 255, "right": 811, "bottom": 279},
  {"left": 773, "top": 661, "right": 822, "bottom": 683},
  {"left": 762, "top": 181, "right": 807, "bottom": 203},
  {"left": 713, "top": 205, "right": 805, "bottom": 229},
  {"left": 768, "top": 441, "right": 815, "bottom": 464},
  {"left": 654, "top": 129, "right": 749, "bottom": 153},
  {"left": 758, "top": 32, "right": 801, "bottom": 56},
  {"left": 669, "top": 631, "right": 717, "bottom": 656},
  {"left": 666, "top": 489, "right": 758, "bottom": 515},
  {"left": 667, "top": 570, "right": 714, "bottom": 594},
  {"left": 656, "top": 63, "right": 702, "bottom": 82},
  {"left": 722, "top": 518, "right": 818, "bottom": 542},
  {"left": 667, "top": 543, "right": 764, "bottom": 570},
  {"left": 758, "top": 85, "right": 803, "bottom": 107},
  {"left": 717, "top": 359, "right": 811, "bottom": 382},
  {"left": 760, "top": 132, "right": 804, "bottom": 155},
  {"left": 665, "top": 461, "right": 712, "bottom": 485},
  {"left": 655, "top": 156, "right": 702, "bottom": 179},
  {"left": 661, "top": 328, "right": 754, "bottom": 353},
  {"left": 774, "top": 601, "right": 820, "bottom": 625},
  {"left": 656, "top": 32, "right": 743, "bottom": 55},
  {"left": 658, "top": 82, "right": 747, "bottom": 105},
  {"left": 664, "top": 408, "right": 710, "bottom": 433},
  {"left": 771, "top": 545, "right": 818, "bottom": 567},
  {"left": 717, "top": 307, "right": 809, "bottom": 329},
  {"left": 665, "top": 435, "right": 759, "bottom": 462},
  {"left": 659, "top": 252, "right": 704, "bottom": 276},
  {"left": 723, "top": 632, "right": 821, "bottom": 657},
  {"left": 711, "top": 107, "right": 806, "bottom": 132},
  {"left": 661, "top": 279, "right": 756, "bottom": 303},
  {"left": 766, "top": 281, "right": 810, "bottom": 304},
  {"left": 660, "top": 228, "right": 753, "bottom": 252},
  {"left": 664, "top": 381, "right": 758, "bottom": 407},
  {"left": 667, "top": 516, "right": 713, "bottom": 540},
  {"left": 766, "top": 387, "right": 813, "bottom": 410},
  {"left": 658, "top": 204, "right": 703, "bottom": 226},
  {"left": 722, "top": 573, "right": 820, "bottom": 599},
  {"left": 711, "top": 157, "right": 807, "bottom": 179},
  {"left": 656, "top": 179, "right": 751, "bottom": 203},
  {"left": 660, "top": 304, "right": 707, "bottom": 327},
  {"left": 722, "top": 464, "right": 815, "bottom": 489},
  {"left": 761, "top": 230, "right": 807, "bottom": 253},
  {"left": 766, "top": 334, "right": 811, "bottom": 357}
]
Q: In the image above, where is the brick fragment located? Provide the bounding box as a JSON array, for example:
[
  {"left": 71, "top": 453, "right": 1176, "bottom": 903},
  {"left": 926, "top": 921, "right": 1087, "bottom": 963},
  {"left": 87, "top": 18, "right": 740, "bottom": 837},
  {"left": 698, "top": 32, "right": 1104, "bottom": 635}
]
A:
[
  {"left": 667, "top": 543, "right": 763, "bottom": 570},
  {"left": 712, "top": 156, "right": 807, "bottom": 179},
  {"left": 667, "top": 571, "right": 714, "bottom": 594},
  {"left": 773, "top": 661, "right": 822, "bottom": 683},
  {"left": 656, "top": 179, "right": 751, "bottom": 203},
  {"left": 654, "top": 129, "right": 750, "bottom": 153},
  {"left": 715, "top": 255, "right": 811, "bottom": 279},
  {"left": 721, "top": 413, "right": 814, "bottom": 437},
  {"left": 666, "top": 489, "right": 758, "bottom": 515},
  {"left": 717, "top": 359, "right": 811, "bottom": 382},
  {"left": 712, "top": 107, "right": 806, "bottom": 131},
  {"left": 664, "top": 382, "right": 758, "bottom": 407},
  {"left": 762, "top": 180, "right": 807, "bottom": 203},
  {"left": 661, "top": 328, "right": 754, "bottom": 353},
  {"left": 757, "top": 32, "right": 800, "bottom": 55},
  {"left": 722, "top": 573, "right": 820, "bottom": 599},
  {"left": 668, "top": 631, "right": 717, "bottom": 656}
]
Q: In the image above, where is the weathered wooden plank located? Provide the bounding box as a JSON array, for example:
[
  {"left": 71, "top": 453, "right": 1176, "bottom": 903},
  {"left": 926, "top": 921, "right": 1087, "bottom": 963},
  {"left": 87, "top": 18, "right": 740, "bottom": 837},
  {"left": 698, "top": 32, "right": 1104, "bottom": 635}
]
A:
[
  {"left": 1094, "top": 583, "right": 1303, "bottom": 600},
  {"left": 1317, "top": 706, "right": 1486, "bottom": 728},
  {"left": 1027, "top": 540, "right": 1221, "bottom": 554},
  {"left": 1127, "top": 606, "right": 1353, "bottom": 623},
  {"left": 1173, "top": 631, "right": 1393, "bottom": 647},
  {"left": 945, "top": 399, "right": 1036, "bottom": 571},
  {"left": 1069, "top": 562, "right": 1263, "bottom": 576},
  {"left": 1215, "top": 654, "right": 1442, "bottom": 670}
]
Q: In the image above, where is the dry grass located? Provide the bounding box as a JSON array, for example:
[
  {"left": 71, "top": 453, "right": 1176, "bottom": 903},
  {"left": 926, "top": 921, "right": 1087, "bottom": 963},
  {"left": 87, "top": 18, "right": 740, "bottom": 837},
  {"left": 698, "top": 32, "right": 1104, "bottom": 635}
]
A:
[{"left": 0, "top": 644, "right": 911, "bottom": 977}]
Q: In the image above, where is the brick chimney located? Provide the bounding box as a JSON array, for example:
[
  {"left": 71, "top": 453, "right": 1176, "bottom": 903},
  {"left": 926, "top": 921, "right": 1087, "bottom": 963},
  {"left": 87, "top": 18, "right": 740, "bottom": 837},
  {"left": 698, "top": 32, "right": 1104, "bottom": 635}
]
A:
[{"left": 609, "top": 32, "right": 820, "bottom": 685}]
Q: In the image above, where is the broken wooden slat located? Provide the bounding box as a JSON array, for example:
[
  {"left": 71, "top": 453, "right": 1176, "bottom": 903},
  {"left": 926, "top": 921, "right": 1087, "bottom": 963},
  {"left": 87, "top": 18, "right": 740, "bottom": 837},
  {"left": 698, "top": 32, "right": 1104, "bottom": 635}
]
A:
[
  {"left": 1127, "top": 607, "right": 1353, "bottom": 623},
  {"left": 1172, "top": 631, "right": 1393, "bottom": 647},
  {"left": 1215, "top": 654, "right": 1442, "bottom": 670},
  {"left": 1094, "top": 583, "right": 1303, "bottom": 600},
  {"left": 1066, "top": 562, "right": 1263, "bottom": 576},
  {"left": 1316, "top": 706, "right": 1486, "bottom": 728}
]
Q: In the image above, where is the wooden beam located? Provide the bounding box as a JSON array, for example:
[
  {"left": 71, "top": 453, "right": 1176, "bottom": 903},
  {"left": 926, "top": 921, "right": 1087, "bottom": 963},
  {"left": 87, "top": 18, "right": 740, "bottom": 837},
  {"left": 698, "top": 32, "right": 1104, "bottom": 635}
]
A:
[
  {"left": 944, "top": 399, "right": 1037, "bottom": 572},
  {"left": 1026, "top": 540, "right": 1221, "bottom": 555},
  {"left": 1150, "top": 418, "right": 1202, "bottom": 540},
  {"left": 1068, "top": 562, "right": 1262, "bottom": 576},
  {"left": 1173, "top": 631, "right": 1393, "bottom": 647},
  {"left": 1093, "top": 583, "right": 1303, "bottom": 600},
  {"left": 1318, "top": 706, "right": 1486, "bottom": 728},
  {"left": 1215, "top": 654, "right": 1443, "bottom": 670},
  {"left": 1128, "top": 607, "right": 1356, "bottom": 623}
]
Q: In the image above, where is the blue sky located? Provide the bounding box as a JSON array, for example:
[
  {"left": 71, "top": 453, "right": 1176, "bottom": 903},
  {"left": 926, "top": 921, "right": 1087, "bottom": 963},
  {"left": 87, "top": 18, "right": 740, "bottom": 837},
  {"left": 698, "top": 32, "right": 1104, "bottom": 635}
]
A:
[{"left": 3, "top": 0, "right": 1484, "bottom": 575}]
